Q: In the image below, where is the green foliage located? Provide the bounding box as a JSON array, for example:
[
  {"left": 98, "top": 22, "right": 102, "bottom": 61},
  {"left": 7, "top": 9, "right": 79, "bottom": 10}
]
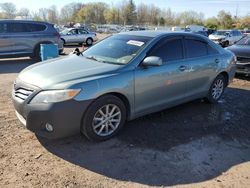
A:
[
  {"left": 205, "top": 17, "right": 219, "bottom": 29},
  {"left": 76, "top": 3, "right": 107, "bottom": 24},
  {"left": 217, "top": 10, "right": 233, "bottom": 29}
]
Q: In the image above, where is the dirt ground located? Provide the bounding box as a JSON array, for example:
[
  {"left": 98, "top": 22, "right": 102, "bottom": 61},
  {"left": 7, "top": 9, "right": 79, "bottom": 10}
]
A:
[{"left": 0, "top": 36, "right": 250, "bottom": 187}]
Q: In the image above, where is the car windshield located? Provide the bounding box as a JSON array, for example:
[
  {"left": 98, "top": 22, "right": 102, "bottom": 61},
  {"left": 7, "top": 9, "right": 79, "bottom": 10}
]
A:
[
  {"left": 236, "top": 36, "right": 250, "bottom": 45},
  {"left": 60, "top": 29, "right": 71, "bottom": 35},
  {"left": 82, "top": 34, "right": 152, "bottom": 65},
  {"left": 213, "top": 31, "right": 229, "bottom": 36}
]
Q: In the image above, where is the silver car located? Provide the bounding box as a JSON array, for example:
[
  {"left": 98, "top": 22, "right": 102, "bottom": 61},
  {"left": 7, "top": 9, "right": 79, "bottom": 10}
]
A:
[
  {"left": 60, "top": 28, "right": 98, "bottom": 46},
  {"left": 0, "top": 20, "right": 63, "bottom": 60},
  {"left": 12, "top": 31, "right": 236, "bottom": 141}
]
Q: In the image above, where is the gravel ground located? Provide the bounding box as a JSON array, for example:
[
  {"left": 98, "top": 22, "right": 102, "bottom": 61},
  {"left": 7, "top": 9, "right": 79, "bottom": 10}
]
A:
[{"left": 0, "top": 35, "right": 250, "bottom": 187}]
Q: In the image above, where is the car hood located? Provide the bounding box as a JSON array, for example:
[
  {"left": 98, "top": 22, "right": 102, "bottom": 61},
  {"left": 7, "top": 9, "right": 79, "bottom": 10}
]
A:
[
  {"left": 226, "top": 45, "right": 250, "bottom": 57},
  {"left": 18, "top": 55, "right": 122, "bottom": 89},
  {"left": 209, "top": 34, "right": 226, "bottom": 40}
]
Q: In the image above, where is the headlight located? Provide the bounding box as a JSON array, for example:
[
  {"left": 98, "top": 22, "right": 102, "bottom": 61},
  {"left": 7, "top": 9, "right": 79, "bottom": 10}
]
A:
[{"left": 30, "top": 89, "right": 81, "bottom": 104}]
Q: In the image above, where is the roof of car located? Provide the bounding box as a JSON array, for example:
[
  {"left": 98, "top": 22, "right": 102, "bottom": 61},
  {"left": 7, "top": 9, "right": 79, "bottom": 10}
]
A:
[
  {"left": 0, "top": 19, "right": 52, "bottom": 25},
  {"left": 118, "top": 30, "right": 206, "bottom": 38}
]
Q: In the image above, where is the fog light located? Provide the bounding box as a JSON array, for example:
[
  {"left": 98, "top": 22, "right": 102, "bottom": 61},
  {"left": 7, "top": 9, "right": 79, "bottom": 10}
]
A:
[{"left": 45, "top": 123, "right": 53, "bottom": 132}]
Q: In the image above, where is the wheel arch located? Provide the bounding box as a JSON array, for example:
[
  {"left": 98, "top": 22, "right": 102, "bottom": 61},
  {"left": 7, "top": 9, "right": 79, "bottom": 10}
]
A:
[
  {"left": 84, "top": 92, "right": 131, "bottom": 121},
  {"left": 219, "top": 71, "right": 229, "bottom": 86}
]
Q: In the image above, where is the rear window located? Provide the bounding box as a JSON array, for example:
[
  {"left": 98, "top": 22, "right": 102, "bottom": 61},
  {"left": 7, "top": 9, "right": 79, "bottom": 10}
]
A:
[
  {"left": 26, "top": 23, "right": 46, "bottom": 32},
  {"left": 185, "top": 39, "right": 207, "bottom": 58},
  {"left": 185, "top": 38, "right": 218, "bottom": 58}
]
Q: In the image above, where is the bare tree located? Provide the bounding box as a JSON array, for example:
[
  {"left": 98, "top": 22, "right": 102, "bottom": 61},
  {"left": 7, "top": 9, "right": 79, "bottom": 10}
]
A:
[
  {"left": 18, "top": 8, "right": 30, "bottom": 19},
  {"left": 0, "top": 2, "right": 16, "bottom": 19}
]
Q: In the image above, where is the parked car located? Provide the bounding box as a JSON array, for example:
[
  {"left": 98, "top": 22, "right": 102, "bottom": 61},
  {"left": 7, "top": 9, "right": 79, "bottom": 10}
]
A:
[
  {"left": 12, "top": 31, "right": 236, "bottom": 141},
  {"left": 60, "top": 28, "right": 97, "bottom": 46},
  {"left": 186, "top": 25, "right": 205, "bottom": 32},
  {"left": 226, "top": 35, "right": 250, "bottom": 76},
  {"left": 192, "top": 31, "right": 208, "bottom": 37},
  {"left": 0, "top": 20, "right": 63, "bottom": 60},
  {"left": 209, "top": 30, "right": 243, "bottom": 47}
]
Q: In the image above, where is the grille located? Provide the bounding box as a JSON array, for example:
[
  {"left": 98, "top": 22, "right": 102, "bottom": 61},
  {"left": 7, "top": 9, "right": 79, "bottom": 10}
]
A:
[
  {"left": 14, "top": 87, "right": 34, "bottom": 101},
  {"left": 237, "top": 57, "right": 250, "bottom": 63}
]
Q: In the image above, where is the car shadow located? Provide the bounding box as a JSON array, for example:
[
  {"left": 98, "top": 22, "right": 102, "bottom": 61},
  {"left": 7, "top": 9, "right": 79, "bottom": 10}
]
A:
[
  {"left": 0, "top": 57, "right": 35, "bottom": 74},
  {"left": 235, "top": 74, "right": 250, "bottom": 81},
  {"left": 37, "top": 87, "right": 250, "bottom": 186}
]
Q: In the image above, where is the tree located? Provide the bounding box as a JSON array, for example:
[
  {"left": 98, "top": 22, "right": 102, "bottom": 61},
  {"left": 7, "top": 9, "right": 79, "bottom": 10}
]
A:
[
  {"left": 159, "top": 17, "right": 165, "bottom": 26},
  {"left": 137, "top": 3, "right": 149, "bottom": 25},
  {"left": 121, "top": 0, "right": 137, "bottom": 25},
  {"left": 178, "top": 11, "right": 204, "bottom": 26},
  {"left": 76, "top": 3, "right": 108, "bottom": 24},
  {"left": 18, "top": 8, "right": 30, "bottom": 19},
  {"left": 217, "top": 10, "right": 233, "bottom": 29},
  {"left": 205, "top": 17, "right": 219, "bottom": 29},
  {"left": 47, "top": 5, "right": 58, "bottom": 24},
  {"left": 149, "top": 5, "right": 160, "bottom": 25},
  {"left": 164, "top": 8, "right": 175, "bottom": 26},
  {"left": 0, "top": 2, "right": 16, "bottom": 19},
  {"left": 60, "top": 3, "right": 83, "bottom": 24}
]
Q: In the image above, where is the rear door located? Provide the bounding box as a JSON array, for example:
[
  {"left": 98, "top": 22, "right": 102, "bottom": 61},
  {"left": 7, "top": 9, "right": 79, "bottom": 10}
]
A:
[
  {"left": 134, "top": 37, "right": 189, "bottom": 115},
  {"left": 183, "top": 37, "right": 220, "bottom": 98},
  {"left": 78, "top": 29, "right": 88, "bottom": 43},
  {"left": 0, "top": 22, "right": 14, "bottom": 55}
]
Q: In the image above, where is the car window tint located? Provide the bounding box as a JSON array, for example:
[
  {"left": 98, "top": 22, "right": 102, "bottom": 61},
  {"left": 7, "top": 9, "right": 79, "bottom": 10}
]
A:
[
  {"left": 78, "top": 29, "right": 88, "bottom": 34},
  {"left": 0, "top": 23, "right": 7, "bottom": 33},
  {"left": 26, "top": 23, "right": 46, "bottom": 32},
  {"left": 185, "top": 39, "right": 207, "bottom": 58},
  {"left": 68, "top": 29, "right": 77, "bottom": 35},
  {"left": 149, "top": 38, "right": 183, "bottom": 62},
  {"left": 8, "top": 23, "right": 27, "bottom": 33}
]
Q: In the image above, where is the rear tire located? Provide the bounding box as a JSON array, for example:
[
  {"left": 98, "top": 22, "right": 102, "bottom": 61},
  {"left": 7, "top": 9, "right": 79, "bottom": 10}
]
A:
[
  {"left": 205, "top": 74, "right": 226, "bottom": 104},
  {"left": 86, "top": 38, "right": 93, "bottom": 46},
  {"left": 81, "top": 95, "right": 126, "bottom": 141}
]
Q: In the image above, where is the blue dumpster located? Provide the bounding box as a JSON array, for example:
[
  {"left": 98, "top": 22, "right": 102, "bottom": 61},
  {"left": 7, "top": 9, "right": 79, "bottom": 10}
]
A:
[{"left": 40, "top": 44, "right": 59, "bottom": 61}]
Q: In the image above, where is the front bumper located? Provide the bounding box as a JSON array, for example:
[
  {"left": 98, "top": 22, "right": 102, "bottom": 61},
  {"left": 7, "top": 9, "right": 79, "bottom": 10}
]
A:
[
  {"left": 236, "top": 58, "right": 250, "bottom": 75},
  {"left": 12, "top": 84, "right": 92, "bottom": 139}
]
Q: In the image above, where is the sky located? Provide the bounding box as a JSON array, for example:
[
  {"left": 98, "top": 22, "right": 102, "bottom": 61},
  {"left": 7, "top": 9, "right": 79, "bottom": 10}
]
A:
[{"left": 1, "top": 0, "right": 250, "bottom": 18}]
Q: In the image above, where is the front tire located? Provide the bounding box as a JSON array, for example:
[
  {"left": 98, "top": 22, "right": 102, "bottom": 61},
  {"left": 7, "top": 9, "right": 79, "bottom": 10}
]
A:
[
  {"left": 81, "top": 95, "right": 126, "bottom": 141},
  {"left": 205, "top": 74, "right": 226, "bottom": 104}
]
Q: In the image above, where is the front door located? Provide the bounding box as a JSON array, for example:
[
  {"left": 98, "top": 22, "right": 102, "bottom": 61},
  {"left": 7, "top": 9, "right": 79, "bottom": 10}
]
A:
[
  {"left": 0, "top": 22, "right": 13, "bottom": 55},
  {"left": 134, "top": 37, "right": 189, "bottom": 115}
]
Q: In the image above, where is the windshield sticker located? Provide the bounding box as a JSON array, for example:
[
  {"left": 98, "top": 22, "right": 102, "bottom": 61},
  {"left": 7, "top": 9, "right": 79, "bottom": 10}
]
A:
[{"left": 127, "top": 40, "right": 144, "bottom": 46}]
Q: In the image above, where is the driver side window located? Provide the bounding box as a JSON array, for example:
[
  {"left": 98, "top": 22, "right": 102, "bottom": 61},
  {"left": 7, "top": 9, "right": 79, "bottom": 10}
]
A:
[{"left": 148, "top": 38, "right": 184, "bottom": 63}]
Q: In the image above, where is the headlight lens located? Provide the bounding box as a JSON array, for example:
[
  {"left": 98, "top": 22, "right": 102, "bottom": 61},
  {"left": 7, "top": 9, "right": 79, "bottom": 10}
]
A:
[{"left": 30, "top": 89, "right": 81, "bottom": 104}]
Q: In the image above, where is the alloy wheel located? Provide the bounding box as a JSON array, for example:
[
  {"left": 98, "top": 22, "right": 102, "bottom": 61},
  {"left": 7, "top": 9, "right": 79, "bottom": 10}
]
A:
[{"left": 92, "top": 104, "right": 121, "bottom": 137}]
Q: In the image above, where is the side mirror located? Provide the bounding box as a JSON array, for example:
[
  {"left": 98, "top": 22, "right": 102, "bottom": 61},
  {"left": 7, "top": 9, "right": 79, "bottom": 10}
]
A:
[{"left": 141, "top": 56, "right": 163, "bottom": 67}]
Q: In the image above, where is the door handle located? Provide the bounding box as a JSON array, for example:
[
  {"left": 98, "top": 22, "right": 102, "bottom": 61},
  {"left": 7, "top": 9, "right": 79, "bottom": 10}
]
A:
[
  {"left": 215, "top": 59, "right": 220, "bottom": 63},
  {"left": 179, "top": 65, "right": 187, "bottom": 71}
]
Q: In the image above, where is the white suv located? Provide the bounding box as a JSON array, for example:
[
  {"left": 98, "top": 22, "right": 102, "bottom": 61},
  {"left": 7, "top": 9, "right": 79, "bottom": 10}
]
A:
[{"left": 209, "top": 30, "right": 243, "bottom": 47}]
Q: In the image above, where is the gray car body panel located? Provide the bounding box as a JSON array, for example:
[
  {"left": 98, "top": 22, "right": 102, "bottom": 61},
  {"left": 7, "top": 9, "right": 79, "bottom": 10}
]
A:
[{"left": 13, "top": 31, "right": 236, "bottom": 138}]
